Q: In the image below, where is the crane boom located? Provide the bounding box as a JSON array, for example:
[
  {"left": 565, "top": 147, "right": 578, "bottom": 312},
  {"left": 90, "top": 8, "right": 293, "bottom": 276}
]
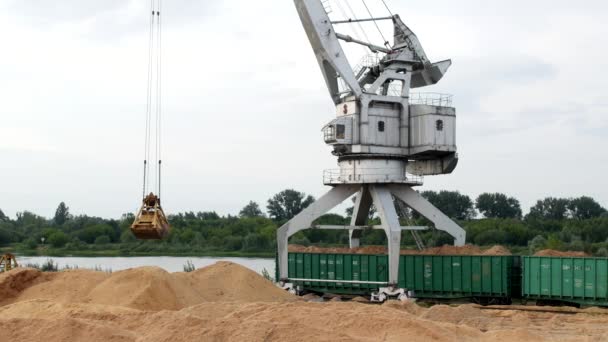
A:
[{"left": 294, "top": 0, "right": 363, "bottom": 104}]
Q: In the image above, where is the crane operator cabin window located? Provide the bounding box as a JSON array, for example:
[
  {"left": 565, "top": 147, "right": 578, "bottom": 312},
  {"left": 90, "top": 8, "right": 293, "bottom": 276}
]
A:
[
  {"left": 378, "top": 121, "right": 385, "bottom": 132},
  {"left": 336, "top": 124, "right": 345, "bottom": 139},
  {"left": 436, "top": 120, "right": 444, "bottom": 131}
]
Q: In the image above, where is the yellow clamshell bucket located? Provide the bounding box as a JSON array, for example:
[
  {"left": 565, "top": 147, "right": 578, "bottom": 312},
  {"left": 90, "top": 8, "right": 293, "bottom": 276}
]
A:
[
  {"left": 0, "top": 253, "right": 18, "bottom": 272},
  {"left": 131, "top": 193, "right": 170, "bottom": 239}
]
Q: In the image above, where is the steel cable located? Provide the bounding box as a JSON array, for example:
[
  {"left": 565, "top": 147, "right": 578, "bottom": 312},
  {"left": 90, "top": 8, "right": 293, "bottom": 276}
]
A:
[
  {"left": 143, "top": 0, "right": 155, "bottom": 197},
  {"left": 361, "top": 0, "right": 390, "bottom": 48},
  {"left": 380, "top": 0, "right": 393, "bottom": 17}
]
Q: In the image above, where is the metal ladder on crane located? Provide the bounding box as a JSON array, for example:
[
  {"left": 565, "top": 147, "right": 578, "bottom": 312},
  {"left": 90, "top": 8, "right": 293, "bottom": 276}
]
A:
[{"left": 395, "top": 198, "right": 426, "bottom": 250}]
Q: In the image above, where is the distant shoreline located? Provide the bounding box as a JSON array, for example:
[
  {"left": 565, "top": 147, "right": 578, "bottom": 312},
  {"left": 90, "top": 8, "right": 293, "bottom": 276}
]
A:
[{"left": 4, "top": 246, "right": 275, "bottom": 259}]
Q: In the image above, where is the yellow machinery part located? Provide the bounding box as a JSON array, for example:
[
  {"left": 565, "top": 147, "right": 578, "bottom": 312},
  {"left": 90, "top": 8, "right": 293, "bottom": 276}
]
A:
[
  {"left": 131, "top": 193, "right": 170, "bottom": 240},
  {"left": 0, "top": 253, "right": 18, "bottom": 272}
]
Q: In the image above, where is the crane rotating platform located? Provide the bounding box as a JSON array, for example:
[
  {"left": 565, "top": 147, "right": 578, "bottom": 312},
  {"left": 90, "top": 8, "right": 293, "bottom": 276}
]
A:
[{"left": 277, "top": 0, "right": 466, "bottom": 300}]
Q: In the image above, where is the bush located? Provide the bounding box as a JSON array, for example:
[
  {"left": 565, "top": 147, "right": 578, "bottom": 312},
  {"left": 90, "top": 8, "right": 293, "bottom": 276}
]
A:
[
  {"left": 94, "top": 235, "right": 111, "bottom": 245},
  {"left": 596, "top": 247, "right": 608, "bottom": 257},
  {"left": 223, "top": 236, "right": 243, "bottom": 251},
  {"left": 41, "top": 259, "right": 58, "bottom": 272},
  {"left": 0, "top": 227, "right": 14, "bottom": 245},
  {"left": 65, "top": 238, "right": 85, "bottom": 250},
  {"left": 183, "top": 260, "right": 195, "bottom": 272},
  {"left": 473, "top": 229, "right": 507, "bottom": 246},
  {"left": 291, "top": 235, "right": 311, "bottom": 246},
  {"left": 545, "top": 235, "right": 564, "bottom": 250},
  {"left": 242, "top": 233, "right": 270, "bottom": 252},
  {"left": 48, "top": 231, "right": 69, "bottom": 248},
  {"left": 528, "top": 235, "right": 546, "bottom": 253},
  {"left": 261, "top": 268, "right": 273, "bottom": 282},
  {"left": 75, "top": 224, "right": 116, "bottom": 244},
  {"left": 120, "top": 230, "right": 136, "bottom": 243},
  {"left": 23, "top": 238, "right": 38, "bottom": 249},
  {"left": 567, "top": 238, "right": 585, "bottom": 251},
  {"left": 179, "top": 229, "right": 196, "bottom": 244}
]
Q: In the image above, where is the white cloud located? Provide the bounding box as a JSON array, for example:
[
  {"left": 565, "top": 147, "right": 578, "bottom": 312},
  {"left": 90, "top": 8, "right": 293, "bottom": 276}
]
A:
[{"left": 0, "top": 0, "right": 607, "bottom": 219}]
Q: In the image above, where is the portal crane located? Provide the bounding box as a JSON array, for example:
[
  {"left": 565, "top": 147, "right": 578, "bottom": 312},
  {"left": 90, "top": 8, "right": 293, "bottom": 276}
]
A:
[{"left": 277, "top": 0, "right": 466, "bottom": 300}]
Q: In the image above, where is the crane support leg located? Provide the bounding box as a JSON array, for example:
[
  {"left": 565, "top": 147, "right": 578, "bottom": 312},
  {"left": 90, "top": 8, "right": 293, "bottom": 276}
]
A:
[
  {"left": 349, "top": 186, "right": 372, "bottom": 248},
  {"left": 389, "top": 184, "right": 466, "bottom": 246},
  {"left": 369, "top": 185, "right": 402, "bottom": 285},
  {"left": 276, "top": 183, "right": 466, "bottom": 295},
  {"left": 277, "top": 185, "right": 360, "bottom": 280}
]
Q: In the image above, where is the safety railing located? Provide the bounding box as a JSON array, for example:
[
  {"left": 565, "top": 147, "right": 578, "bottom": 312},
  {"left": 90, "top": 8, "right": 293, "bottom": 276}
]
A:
[
  {"left": 323, "top": 168, "right": 423, "bottom": 185},
  {"left": 409, "top": 92, "right": 453, "bottom": 107}
]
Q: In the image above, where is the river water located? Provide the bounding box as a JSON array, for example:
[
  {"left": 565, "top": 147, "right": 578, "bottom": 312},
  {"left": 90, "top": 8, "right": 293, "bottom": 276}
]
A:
[{"left": 17, "top": 256, "right": 275, "bottom": 275}]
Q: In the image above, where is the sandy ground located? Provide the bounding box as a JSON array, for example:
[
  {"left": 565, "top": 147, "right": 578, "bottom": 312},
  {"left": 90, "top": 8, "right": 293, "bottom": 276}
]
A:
[{"left": 1, "top": 261, "right": 608, "bottom": 342}]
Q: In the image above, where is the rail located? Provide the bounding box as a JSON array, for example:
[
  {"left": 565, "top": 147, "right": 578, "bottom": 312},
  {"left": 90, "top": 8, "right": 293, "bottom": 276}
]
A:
[
  {"left": 409, "top": 92, "right": 453, "bottom": 107},
  {"left": 323, "top": 168, "right": 423, "bottom": 185}
]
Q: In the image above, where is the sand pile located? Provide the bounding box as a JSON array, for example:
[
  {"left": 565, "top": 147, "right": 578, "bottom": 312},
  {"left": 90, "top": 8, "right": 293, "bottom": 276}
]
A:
[
  {"left": 534, "top": 249, "right": 589, "bottom": 257},
  {"left": 0, "top": 300, "right": 487, "bottom": 342},
  {"left": 3, "top": 262, "right": 608, "bottom": 341},
  {"left": 0, "top": 268, "right": 43, "bottom": 302},
  {"left": 289, "top": 244, "right": 511, "bottom": 256},
  {"left": 416, "top": 244, "right": 483, "bottom": 255},
  {"left": 288, "top": 244, "right": 385, "bottom": 254},
  {"left": 1, "top": 262, "right": 293, "bottom": 311},
  {"left": 86, "top": 266, "right": 188, "bottom": 310},
  {"left": 182, "top": 261, "right": 294, "bottom": 302},
  {"left": 482, "top": 245, "right": 512, "bottom": 255}
]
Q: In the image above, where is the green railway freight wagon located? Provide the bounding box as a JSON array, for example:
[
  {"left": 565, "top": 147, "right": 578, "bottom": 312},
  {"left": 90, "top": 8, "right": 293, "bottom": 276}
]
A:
[
  {"left": 522, "top": 256, "right": 608, "bottom": 307},
  {"left": 279, "top": 252, "right": 520, "bottom": 302}
]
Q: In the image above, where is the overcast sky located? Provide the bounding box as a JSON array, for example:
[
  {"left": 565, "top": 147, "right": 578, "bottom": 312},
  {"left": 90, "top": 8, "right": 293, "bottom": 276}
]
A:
[{"left": 1, "top": 0, "right": 607, "bottom": 219}]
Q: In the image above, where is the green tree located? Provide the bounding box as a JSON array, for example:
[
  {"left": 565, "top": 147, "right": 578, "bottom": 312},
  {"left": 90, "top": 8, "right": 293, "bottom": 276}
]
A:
[
  {"left": 345, "top": 195, "right": 376, "bottom": 219},
  {"left": 223, "top": 236, "right": 243, "bottom": 251},
  {"left": 15, "top": 211, "right": 47, "bottom": 233},
  {"left": 54, "top": 202, "right": 70, "bottom": 226},
  {"left": 0, "top": 208, "right": 7, "bottom": 222},
  {"left": 48, "top": 231, "right": 69, "bottom": 248},
  {"left": 267, "top": 189, "right": 315, "bottom": 222},
  {"left": 0, "top": 228, "right": 13, "bottom": 245},
  {"left": 242, "top": 233, "right": 270, "bottom": 251},
  {"left": 179, "top": 229, "right": 196, "bottom": 244},
  {"left": 94, "top": 235, "right": 111, "bottom": 245},
  {"left": 239, "top": 201, "right": 264, "bottom": 218},
  {"left": 421, "top": 190, "right": 476, "bottom": 220},
  {"left": 567, "top": 196, "right": 606, "bottom": 220},
  {"left": 23, "top": 238, "right": 38, "bottom": 249},
  {"left": 475, "top": 193, "right": 522, "bottom": 219},
  {"left": 528, "top": 235, "right": 547, "bottom": 253},
  {"left": 120, "top": 230, "right": 136, "bottom": 243},
  {"left": 75, "top": 224, "right": 116, "bottom": 244},
  {"left": 527, "top": 197, "right": 569, "bottom": 220},
  {"left": 196, "top": 212, "right": 220, "bottom": 220},
  {"left": 545, "top": 234, "right": 564, "bottom": 250}
]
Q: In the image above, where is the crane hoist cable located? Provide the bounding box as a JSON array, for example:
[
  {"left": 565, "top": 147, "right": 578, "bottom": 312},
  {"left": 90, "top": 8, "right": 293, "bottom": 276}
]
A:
[
  {"left": 142, "top": 0, "right": 163, "bottom": 198},
  {"left": 142, "top": 0, "right": 155, "bottom": 199},
  {"left": 132, "top": 0, "right": 170, "bottom": 240},
  {"left": 361, "top": 0, "right": 390, "bottom": 48},
  {"left": 380, "top": 0, "right": 393, "bottom": 17},
  {"left": 336, "top": 0, "right": 372, "bottom": 52}
]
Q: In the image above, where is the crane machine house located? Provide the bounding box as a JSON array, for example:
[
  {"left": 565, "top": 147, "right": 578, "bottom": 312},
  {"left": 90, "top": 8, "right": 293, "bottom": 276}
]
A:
[{"left": 277, "top": 0, "right": 466, "bottom": 301}]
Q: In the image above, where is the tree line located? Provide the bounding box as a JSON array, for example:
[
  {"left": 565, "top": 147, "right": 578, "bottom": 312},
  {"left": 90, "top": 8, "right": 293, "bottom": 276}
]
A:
[{"left": 0, "top": 189, "right": 606, "bottom": 256}]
